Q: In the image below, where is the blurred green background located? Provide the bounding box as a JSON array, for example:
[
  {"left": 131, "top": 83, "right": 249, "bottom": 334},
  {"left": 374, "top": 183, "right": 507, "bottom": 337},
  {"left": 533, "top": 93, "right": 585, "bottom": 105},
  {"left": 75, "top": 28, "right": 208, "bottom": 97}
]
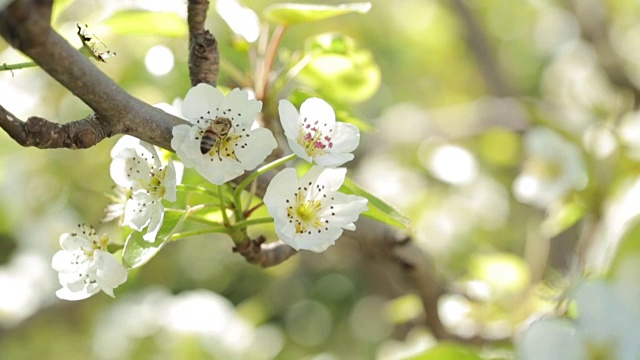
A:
[{"left": 2, "top": 0, "right": 640, "bottom": 359}]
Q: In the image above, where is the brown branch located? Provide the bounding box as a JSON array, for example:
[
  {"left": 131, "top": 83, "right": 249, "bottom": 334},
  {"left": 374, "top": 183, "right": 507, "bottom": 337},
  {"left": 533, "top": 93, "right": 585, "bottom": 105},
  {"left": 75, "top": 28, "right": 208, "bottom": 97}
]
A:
[
  {"left": 187, "top": 0, "right": 219, "bottom": 86},
  {"left": 448, "top": 0, "right": 514, "bottom": 97},
  {"left": 0, "top": 106, "right": 110, "bottom": 148},
  {"left": 0, "top": 0, "right": 184, "bottom": 150},
  {"left": 233, "top": 235, "right": 298, "bottom": 267}
]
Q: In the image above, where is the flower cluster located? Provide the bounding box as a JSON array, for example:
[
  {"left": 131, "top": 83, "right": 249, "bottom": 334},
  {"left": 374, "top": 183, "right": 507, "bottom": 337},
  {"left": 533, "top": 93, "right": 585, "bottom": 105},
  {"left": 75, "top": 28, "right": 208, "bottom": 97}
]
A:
[
  {"left": 51, "top": 224, "right": 127, "bottom": 301},
  {"left": 52, "top": 84, "right": 367, "bottom": 301},
  {"left": 110, "top": 136, "right": 180, "bottom": 242}
]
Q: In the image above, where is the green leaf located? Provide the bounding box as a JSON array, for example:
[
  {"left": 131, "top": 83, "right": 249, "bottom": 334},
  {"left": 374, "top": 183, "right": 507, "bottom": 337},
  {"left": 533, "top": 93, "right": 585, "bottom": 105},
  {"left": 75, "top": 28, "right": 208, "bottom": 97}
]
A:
[
  {"left": 122, "top": 209, "right": 186, "bottom": 269},
  {"left": 263, "top": 2, "right": 372, "bottom": 26},
  {"left": 541, "top": 201, "right": 585, "bottom": 238},
  {"left": 298, "top": 33, "right": 381, "bottom": 103},
  {"left": 407, "top": 343, "right": 482, "bottom": 360},
  {"left": 102, "top": 11, "right": 188, "bottom": 37},
  {"left": 342, "top": 177, "right": 411, "bottom": 230},
  {"left": 609, "top": 217, "right": 640, "bottom": 278}
]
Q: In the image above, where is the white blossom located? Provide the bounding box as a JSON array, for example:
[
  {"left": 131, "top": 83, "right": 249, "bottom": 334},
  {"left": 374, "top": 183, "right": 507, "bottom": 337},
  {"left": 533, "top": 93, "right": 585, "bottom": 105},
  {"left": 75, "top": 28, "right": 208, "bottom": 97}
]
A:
[
  {"left": 110, "top": 136, "right": 178, "bottom": 242},
  {"left": 512, "top": 127, "right": 587, "bottom": 208},
  {"left": 517, "top": 279, "right": 640, "bottom": 360},
  {"left": 171, "top": 84, "right": 277, "bottom": 185},
  {"left": 263, "top": 166, "right": 368, "bottom": 252},
  {"left": 51, "top": 224, "right": 128, "bottom": 301},
  {"left": 279, "top": 98, "right": 360, "bottom": 167}
]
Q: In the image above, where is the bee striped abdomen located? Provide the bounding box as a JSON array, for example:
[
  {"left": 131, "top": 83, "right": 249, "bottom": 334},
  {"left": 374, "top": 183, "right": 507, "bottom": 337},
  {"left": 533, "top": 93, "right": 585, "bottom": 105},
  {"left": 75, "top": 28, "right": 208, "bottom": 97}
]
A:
[{"left": 200, "top": 129, "right": 219, "bottom": 154}]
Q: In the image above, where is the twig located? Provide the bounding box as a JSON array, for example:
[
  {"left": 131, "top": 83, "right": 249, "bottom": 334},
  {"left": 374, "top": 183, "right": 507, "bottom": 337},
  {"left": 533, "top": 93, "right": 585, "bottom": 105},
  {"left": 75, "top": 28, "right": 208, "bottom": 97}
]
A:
[
  {"left": 448, "top": 0, "right": 514, "bottom": 97},
  {"left": 233, "top": 235, "right": 298, "bottom": 267},
  {"left": 187, "top": 0, "right": 219, "bottom": 86},
  {"left": 0, "top": 106, "right": 110, "bottom": 149}
]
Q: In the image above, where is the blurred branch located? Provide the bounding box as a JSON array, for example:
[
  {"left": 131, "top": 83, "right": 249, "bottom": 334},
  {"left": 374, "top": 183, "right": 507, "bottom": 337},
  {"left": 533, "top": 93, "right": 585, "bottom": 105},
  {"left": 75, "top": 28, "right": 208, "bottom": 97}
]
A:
[
  {"left": 187, "top": 0, "right": 219, "bottom": 86},
  {"left": 448, "top": 0, "right": 514, "bottom": 97},
  {"left": 233, "top": 235, "right": 298, "bottom": 267},
  {"left": 568, "top": 0, "right": 640, "bottom": 107},
  {"left": 0, "top": 0, "right": 183, "bottom": 150}
]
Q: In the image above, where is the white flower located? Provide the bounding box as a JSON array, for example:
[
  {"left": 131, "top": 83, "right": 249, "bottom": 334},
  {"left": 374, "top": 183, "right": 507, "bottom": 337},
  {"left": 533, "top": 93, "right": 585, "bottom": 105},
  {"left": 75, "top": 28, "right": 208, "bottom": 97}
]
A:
[
  {"left": 517, "top": 280, "right": 640, "bottom": 360},
  {"left": 51, "top": 224, "right": 128, "bottom": 301},
  {"left": 216, "top": 0, "right": 260, "bottom": 43},
  {"left": 512, "top": 127, "right": 587, "bottom": 208},
  {"left": 171, "top": 84, "right": 277, "bottom": 185},
  {"left": 279, "top": 98, "right": 360, "bottom": 167},
  {"left": 110, "top": 136, "right": 178, "bottom": 242},
  {"left": 263, "top": 166, "right": 368, "bottom": 252}
]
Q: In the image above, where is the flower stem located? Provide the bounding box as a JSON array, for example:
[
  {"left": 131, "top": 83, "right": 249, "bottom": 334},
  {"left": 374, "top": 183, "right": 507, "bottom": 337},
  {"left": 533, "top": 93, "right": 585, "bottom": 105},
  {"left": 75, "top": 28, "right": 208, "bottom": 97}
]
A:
[
  {"left": 169, "top": 226, "right": 227, "bottom": 241},
  {"left": 1, "top": 61, "right": 37, "bottom": 72},
  {"left": 261, "top": 24, "right": 287, "bottom": 100},
  {"left": 230, "top": 217, "right": 273, "bottom": 230},
  {"left": 234, "top": 153, "right": 297, "bottom": 199}
]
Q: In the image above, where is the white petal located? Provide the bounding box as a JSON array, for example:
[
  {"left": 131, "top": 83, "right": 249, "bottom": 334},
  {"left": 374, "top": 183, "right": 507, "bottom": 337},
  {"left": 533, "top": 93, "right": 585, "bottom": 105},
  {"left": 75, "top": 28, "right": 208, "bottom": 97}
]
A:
[
  {"left": 323, "top": 193, "right": 368, "bottom": 227},
  {"left": 110, "top": 135, "right": 140, "bottom": 158},
  {"left": 330, "top": 122, "right": 360, "bottom": 153},
  {"left": 224, "top": 88, "right": 262, "bottom": 126},
  {"left": 142, "top": 206, "right": 164, "bottom": 242},
  {"left": 95, "top": 251, "right": 128, "bottom": 294},
  {"left": 194, "top": 156, "right": 243, "bottom": 185},
  {"left": 300, "top": 98, "right": 336, "bottom": 128},
  {"left": 517, "top": 318, "right": 586, "bottom": 360},
  {"left": 216, "top": 0, "right": 260, "bottom": 42},
  {"left": 123, "top": 193, "right": 155, "bottom": 231},
  {"left": 51, "top": 250, "right": 81, "bottom": 273},
  {"left": 286, "top": 138, "right": 312, "bottom": 163},
  {"left": 264, "top": 168, "right": 299, "bottom": 211},
  {"left": 307, "top": 166, "right": 347, "bottom": 192},
  {"left": 59, "top": 231, "right": 93, "bottom": 251},
  {"left": 314, "top": 152, "right": 354, "bottom": 167},
  {"left": 182, "top": 83, "right": 225, "bottom": 122},
  {"left": 163, "top": 159, "right": 178, "bottom": 202},
  {"left": 289, "top": 227, "right": 343, "bottom": 253},
  {"left": 171, "top": 124, "right": 199, "bottom": 168},
  {"left": 235, "top": 127, "right": 277, "bottom": 170},
  {"left": 55, "top": 285, "right": 98, "bottom": 301},
  {"left": 278, "top": 99, "right": 302, "bottom": 140},
  {"left": 111, "top": 147, "right": 152, "bottom": 188}
]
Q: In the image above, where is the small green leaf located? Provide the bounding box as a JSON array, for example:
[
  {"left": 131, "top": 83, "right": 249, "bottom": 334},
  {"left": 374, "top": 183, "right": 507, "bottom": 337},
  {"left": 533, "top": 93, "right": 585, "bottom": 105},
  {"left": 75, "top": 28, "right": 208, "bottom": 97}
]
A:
[
  {"left": 342, "top": 177, "right": 411, "bottom": 230},
  {"left": 263, "top": 2, "right": 372, "bottom": 26},
  {"left": 298, "top": 33, "right": 381, "bottom": 103},
  {"left": 102, "top": 11, "right": 188, "bottom": 37},
  {"left": 122, "top": 209, "right": 186, "bottom": 269},
  {"left": 609, "top": 217, "right": 640, "bottom": 278},
  {"left": 407, "top": 343, "right": 482, "bottom": 360},
  {"left": 541, "top": 201, "right": 585, "bottom": 238}
]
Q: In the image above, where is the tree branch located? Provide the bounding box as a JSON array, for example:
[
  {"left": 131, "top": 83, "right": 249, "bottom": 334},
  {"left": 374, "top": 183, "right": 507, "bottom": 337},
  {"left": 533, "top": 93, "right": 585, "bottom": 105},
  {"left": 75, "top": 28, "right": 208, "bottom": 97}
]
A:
[
  {"left": 233, "top": 235, "right": 298, "bottom": 267},
  {"left": 448, "top": 0, "right": 514, "bottom": 97},
  {"left": 187, "top": 0, "right": 219, "bottom": 86},
  {"left": 0, "top": 106, "right": 111, "bottom": 148},
  {"left": 0, "top": 0, "right": 183, "bottom": 150}
]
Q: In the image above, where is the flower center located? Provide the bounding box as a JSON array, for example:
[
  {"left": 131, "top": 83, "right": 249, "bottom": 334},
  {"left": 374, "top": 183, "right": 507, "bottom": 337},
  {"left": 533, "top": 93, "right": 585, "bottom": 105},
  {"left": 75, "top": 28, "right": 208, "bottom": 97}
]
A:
[
  {"left": 297, "top": 117, "right": 334, "bottom": 157},
  {"left": 286, "top": 183, "right": 331, "bottom": 235}
]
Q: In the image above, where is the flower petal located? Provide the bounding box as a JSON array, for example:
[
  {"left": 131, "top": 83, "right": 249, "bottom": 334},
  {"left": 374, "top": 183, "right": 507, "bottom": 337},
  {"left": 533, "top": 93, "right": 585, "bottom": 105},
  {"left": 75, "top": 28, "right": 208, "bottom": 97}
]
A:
[
  {"left": 224, "top": 88, "right": 262, "bottom": 126},
  {"left": 235, "top": 127, "right": 277, "bottom": 170},
  {"left": 278, "top": 99, "right": 302, "bottom": 139},
  {"left": 182, "top": 83, "right": 225, "bottom": 123}
]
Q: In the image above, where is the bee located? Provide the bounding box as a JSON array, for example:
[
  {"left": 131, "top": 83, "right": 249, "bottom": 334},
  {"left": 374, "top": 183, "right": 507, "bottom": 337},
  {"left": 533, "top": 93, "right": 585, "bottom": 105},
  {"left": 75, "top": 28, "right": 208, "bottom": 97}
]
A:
[{"left": 200, "top": 117, "right": 233, "bottom": 155}]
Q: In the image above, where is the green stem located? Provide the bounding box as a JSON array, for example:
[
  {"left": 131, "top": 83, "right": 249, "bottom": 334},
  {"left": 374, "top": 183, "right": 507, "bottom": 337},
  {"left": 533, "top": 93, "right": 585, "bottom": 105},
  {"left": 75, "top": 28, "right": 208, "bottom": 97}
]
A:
[
  {"left": 176, "top": 184, "right": 218, "bottom": 197},
  {"left": 231, "top": 217, "right": 273, "bottom": 229},
  {"left": 1, "top": 61, "right": 37, "bottom": 71},
  {"left": 271, "top": 53, "right": 313, "bottom": 98},
  {"left": 219, "top": 185, "right": 231, "bottom": 227},
  {"left": 169, "top": 226, "right": 227, "bottom": 241},
  {"left": 233, "top": 153, "right": 297, "bottom": 199},
  {"left": 261, "top": 24, "right": 287, "bottom": 100}
]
